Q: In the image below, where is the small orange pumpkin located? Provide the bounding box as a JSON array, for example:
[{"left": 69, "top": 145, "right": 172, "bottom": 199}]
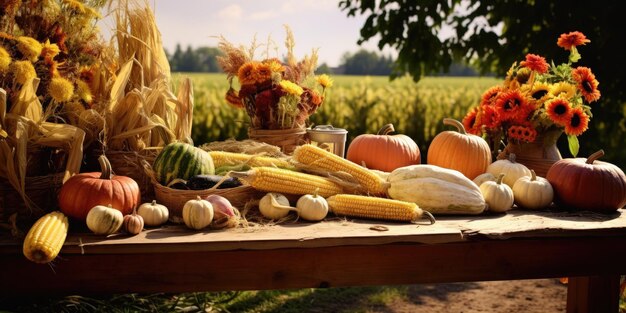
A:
[
  {"left": 58, "top": 155, "right": 141, "bottom": 221},
  {"left": 427, "top": 118, "right": 492, "bottom": 180},
  {"left": 346, "top": 123, "right": 420, "bottom": 172}
]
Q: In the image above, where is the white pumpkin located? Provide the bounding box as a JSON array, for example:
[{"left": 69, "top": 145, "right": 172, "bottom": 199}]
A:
[
  {"left": 480, "top": 174, "right": 514, "bottom": 213},
  {"left": 182, "top": 197, "right": 214, "bottom": 230},
  {"left": 259, "top": 193, "right": 291, "bottom": 220},
  {"left": 295, "top": 192, "right": 329, "bottom": 221},
  {"left": 473, "top": 172, "right": 496, "bottom": 187},
  {"left": 486, "top": 153, "right": 531, "bottom": 188},
  {"left": 86, "top": 204, "right": 124, "bottom": 235},
  {"left": 512, "top": 170, "right": 554, "bottom": 210},
  {"left": 137, "top": 200, "right": 169, "bottom": 226}
]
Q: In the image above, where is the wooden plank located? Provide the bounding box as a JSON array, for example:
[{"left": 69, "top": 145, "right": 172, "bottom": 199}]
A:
[
  {"left": 566, "top": 275, "right": 621, "bottom": 313},
  {"left": 2, "top": 236, "right": 626, "bottom": 297}
]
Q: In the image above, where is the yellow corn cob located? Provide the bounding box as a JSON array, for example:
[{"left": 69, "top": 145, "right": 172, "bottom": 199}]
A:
[
  {"left": 23, "top": 211, "right": 69, "bottom": 264},
  {"left": 209, "top": 151, "right": 294, "bottom": 169},
  {"left": 327, "top": 194, "right": 435, "bottom": 223},
  {"left": 230, "top": 167, "right": 343, "bottom": 197},
  {"left": 292, "top": 144, "right": 387, "bottom": 195}
]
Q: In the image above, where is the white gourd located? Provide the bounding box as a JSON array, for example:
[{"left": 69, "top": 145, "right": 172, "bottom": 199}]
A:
[
  {"left": 295, "top": 191, "right": 329, "bottom": 221},
  {"left": 182, "top": 197, "right": 214, "bottom": 230},
  {"left": 473, "top": 172, "right": 496, "bottom": 187},
  {"left": 486, "top": 154, "right": 531, "bottom": 188},
  {"left": 137, "top": 200, "right": 169, "bottom": 226},
  {"left": 387, "top": 164, "right": 486, "bottom": 215},
  {"left": 86, "top": 204, "right": 124, "bottom": 235},
  {"left": 480, "top": 173, "right": 514, "bottom": 213},
  {"left": 512, "top": 170, "right": 554, "bottom": 210},
  {"left": 259, "top": 193, "right": 290, "bottom": 219}
]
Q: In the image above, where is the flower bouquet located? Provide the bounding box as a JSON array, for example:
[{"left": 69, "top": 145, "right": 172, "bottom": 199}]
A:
[
  {"left": 463, "top": 31, "right": 600, "bottom": 173},
  {"left": 217, "top": 26, "right": 332, "bottom": 153}
]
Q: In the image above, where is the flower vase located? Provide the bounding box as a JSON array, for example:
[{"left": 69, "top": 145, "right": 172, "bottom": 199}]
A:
[{"left": 499, "top": 133, "right": 562, "bottom": 178}]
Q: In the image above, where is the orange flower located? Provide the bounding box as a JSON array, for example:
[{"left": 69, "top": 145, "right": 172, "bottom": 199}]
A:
[
  {"left": 480, "top": 85, "right": 502, "bottom": 106},
  {"left": 479, "top": 105, "right": 500, "bottom": 130},
  {"left": 225, "top": 87, "right": 243, "bottom": 109},
  {"left": 495, "top": 89, "right": 527, "bottom": 122},
  {"left": 545, "top": 97, "right": 573, "bottom": 126},
  {"left": 571, "top": 67, "right": 601, "bottom": 103},
  {"left": 256, "top": 63, "right": 272, "bottom": 83},
  {"left": 520, "top": 54, "right": 549, "bottom": 74},
  {"left": 557, "top": 31, "right": 590, "bottom": 50},
  {"left": 507, "top": 124, "right": 537, "bottom": 143},
  {"left": 237, "top": 62, "right": 259, "bottom": 86},
  {"left": 564, "top": 107, "right": 590, "bottom": 136},
  {"left": 462, "top": 107, "right": 479, "bottom": 134}
]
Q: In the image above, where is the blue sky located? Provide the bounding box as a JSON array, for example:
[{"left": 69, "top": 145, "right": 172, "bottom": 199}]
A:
[{"left": 99, "top": 0, "right": 395, "bottom": 67}]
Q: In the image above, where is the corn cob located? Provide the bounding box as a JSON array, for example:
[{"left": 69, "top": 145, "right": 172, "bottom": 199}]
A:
[
  {"left": 209, "top": 151, "right": 294, "bottom": 169},
  {"left": 229, "top": 167, "right": 343, "bottom": 197},
  {"left": 23, "top": 211, "right": 69, "bottom": 264},
  {"left": 327, "top": 194, "right": 435, "bottom": 224},
  {"left": 292, "top": 144, "right": 387, "bottom": 195}
]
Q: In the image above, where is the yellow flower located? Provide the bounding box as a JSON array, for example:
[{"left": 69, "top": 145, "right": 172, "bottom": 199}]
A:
[
  {"left": 48, "top": 76, "right": 75, "bottom": 102},
  {"left": 61, "top": 0, "right": 86, "bottom": 14},
  {"left": 41, "top": 40, "right": 61, "bottom": 60},
  {"left": 264, "top": 58, "right": 285, "bottom": 73},
  {"left": 522, "top": 82, "right": 552, "bottom": 105},
  {"left": 0, "top": 46, "right": 11, "bottom": 73},
  {"left": 550, "top": 82, "right": 576, "bottom": 100},
  {"left": 75, "top": 79, "right": 93, "bottom": 103},
  {"left": 10, "top": 61, "right": 36, "bottom": 84},
  {"left": 279, "top": 80, "right": 304, "bottom": 96},
  {"left": 316, "top": 74, "right": 333, "bottom": 88},
  {"left": 17, "top": 36, "right": 43, "bottom": 63}
]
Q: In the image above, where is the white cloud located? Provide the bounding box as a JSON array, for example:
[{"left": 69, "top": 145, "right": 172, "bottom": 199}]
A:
[
  {"left": 249, "top": 10, "right": 279, "bottom": 21},
  {"left": 217, "top": 4, "right": 242, "bottom": 20}
]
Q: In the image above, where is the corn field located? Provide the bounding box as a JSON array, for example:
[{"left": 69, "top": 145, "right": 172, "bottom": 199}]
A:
[{"left": 175, "top": 73, "right": 499, "bottom": 155}]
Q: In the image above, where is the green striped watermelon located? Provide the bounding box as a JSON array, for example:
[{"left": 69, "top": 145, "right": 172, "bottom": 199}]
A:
[{"left": 153, "top": 142, "right": 215, "bottom": 186}]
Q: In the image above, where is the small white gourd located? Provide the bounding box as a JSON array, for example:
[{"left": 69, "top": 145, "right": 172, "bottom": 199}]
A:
[
  {"left": 480, "top": 173, "right": 514, "bottom": 213},
  {"left": 182, "top": 196, "right": 214, "bottom": 230},
  {"left": 486, "top": 153, "right": 532, "bottom": 188},
  {"left": 137, "top": 200, "right": 169, "bottom": 226},
  {"left": 295, "top": 190, "right": 328, "bottom": 221},
  {"left": 512, "top": 170, "right": 554, "bottom": 210},
  {"left": 258, "top": 193, "right": 290, "bottom": 219},
  {"left": 473, "top": 172, "right": 496, "bottom": 187},
  {"left": 86, "top": 204, "right": 124, "bottom": 235}
]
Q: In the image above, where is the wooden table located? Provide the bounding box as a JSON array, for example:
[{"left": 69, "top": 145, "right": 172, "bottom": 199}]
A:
[{"left": 2, "top": 209, "right": 626, "bottom": 313}]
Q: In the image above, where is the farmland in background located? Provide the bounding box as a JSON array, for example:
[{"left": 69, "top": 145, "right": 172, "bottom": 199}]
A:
[{"left": 173, "top": 73, "right": 499, "bottom": 159}]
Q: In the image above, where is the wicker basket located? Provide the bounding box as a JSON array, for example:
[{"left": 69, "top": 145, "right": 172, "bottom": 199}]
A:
[
  {"left": 153, "top": 181, "right": 264, "bottom": 218},
  {"left": 248, "top": 127, "right": 308, "bottom": 154},
  {"left": 0, "top": 173, "right": 64, "bottom": 233},
  {"left": 94, "top": 148, "right": 162, "bottom": 202}
]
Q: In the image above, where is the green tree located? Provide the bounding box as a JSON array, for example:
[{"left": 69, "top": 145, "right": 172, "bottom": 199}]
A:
[
  {"left": 342, "top": 49, "right": 393, "bottom": 75},
  {"left": 339, "top": 0, "right": 626, "bottom": 166}
]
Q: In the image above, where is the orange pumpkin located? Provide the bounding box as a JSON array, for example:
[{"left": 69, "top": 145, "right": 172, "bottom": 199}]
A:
[
  {"left": 427, "top": 118, "right": 492, "bottom": 180},
  {"left": 346, "top": 124, "right": 420, "bottom": 172},
  {"left": 546, "top": 150, "right": 626, "bottom": 213},
  {"left": 58, "top": 155, "right": 141, "bottom": 221}
]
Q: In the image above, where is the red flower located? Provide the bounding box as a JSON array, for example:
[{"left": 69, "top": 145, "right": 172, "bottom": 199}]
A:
[
  {"left": 462, "top": 107, "right": 480, "bottom": 135},
  {"left": 520, "top": 54, "right": 549, "bottom": 74},
  {"left": 480, "top": 85, "right": 502, "bottom": 107},
  {"left": 572, "top": 67, "right": 601, "bottom": 103},
  {"left": 507, "top": 124, "right": 537, "bottom": 143},
  {"left": 565, "top": 107, "right": 590, "bottom": 136},
  {"left": 557, "top": 31, "right": 590, "bottom": 50}
]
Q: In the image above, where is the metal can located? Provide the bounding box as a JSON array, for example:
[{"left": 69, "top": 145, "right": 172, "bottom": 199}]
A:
[{"left": 306, "top": 125, "right": 348, "bottom": 158}]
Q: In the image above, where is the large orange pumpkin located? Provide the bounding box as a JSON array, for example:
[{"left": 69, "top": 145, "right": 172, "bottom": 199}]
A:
[
  {"left": 346, "top": 124, "right": 420, "bottom": 172},
  {"left": 58, "top": 155, "right": 141, "bottom": 221},
  {"left": 546, "top": 150, "right": 626, "bottom": 213},
  {"left": 427, "top": 118, "right": 492, "bottom": 180}
]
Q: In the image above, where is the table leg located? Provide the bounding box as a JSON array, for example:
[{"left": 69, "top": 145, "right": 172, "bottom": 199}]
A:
[{"left": 566, "top": 275, "right": 621, "bottom": 313}]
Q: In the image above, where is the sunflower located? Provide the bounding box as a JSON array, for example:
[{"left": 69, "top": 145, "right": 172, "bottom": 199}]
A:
[
  {"left": 564, "top": 107, "right": 590, "bottom": 136},
  {"left": 545, "top": 97, "right": 573, "bottom": 126},
  {"left": 480, "top": 85, "right": 502, "bottom": 106},
  {"left": 237, "top": 62, "right": 259, "bottom": 86},
  {"left": 523, "top": 82, "right": 552, "bottom": 104},
  {"left": 10, "top": 60, "right": 36, "bottom": 84},
  {"left": 557, "top": 31, "right": 590, "bottom": 50},
  {"left": 520, "top": 53, "right": 549, "bottom": 74},
  {"left": 16, "top": 36, "right": 42, "bottom": 63},
  {"left": 0, "top": 46, "right": 11, "bottom": 73},
  {"left": 48, "top": 76, "right": 75, "bottom": 102},
  {"left": 507, "top": 124, "right": 537, "bottom": 143},
  {"left": 462, "top": 107, "right": 479, "bottom": 135},
  {"left": 495, "top": 89, "right": 528, "bottom": 122},
  {"left": 317, "top": 74, "right": 333, "bottom": 89},
  {"left": 479, "top": 105, "right": 500, "bottom": 130},
  {"left": 279, "top": 80, "right": 304, "bottom": 96},
  {"left": 571, "top": 66, "right": 601, "bottom": 103},
  {"left": 550, "top": 82, "right": 576, "bottom": 100}
]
